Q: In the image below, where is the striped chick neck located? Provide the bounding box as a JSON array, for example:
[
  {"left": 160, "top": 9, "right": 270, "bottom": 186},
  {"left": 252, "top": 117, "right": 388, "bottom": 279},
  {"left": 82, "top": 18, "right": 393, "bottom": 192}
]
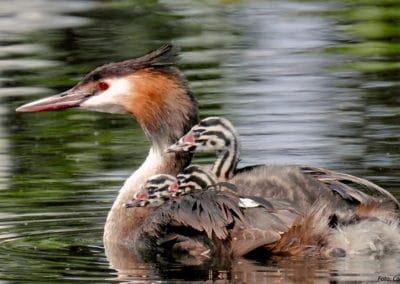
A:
[
  {"left": 194, "top": 117, "right": 240, "bottom": 180},
  {"left": 176, "top": 165, "right": 218, "bottom": 195},
  {"left": 167, "top": 116, "right": 239, "bottom": 180}
]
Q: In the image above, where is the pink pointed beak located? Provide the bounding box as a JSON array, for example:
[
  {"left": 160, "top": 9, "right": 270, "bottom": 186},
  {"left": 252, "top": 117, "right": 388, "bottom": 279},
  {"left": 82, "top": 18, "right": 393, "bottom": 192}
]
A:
[
  {"left": 165, "top": 132, "right": 195, "bottom": 153},
  {"left": 15, "top": 88, "right": 92, "bottom": 113}
]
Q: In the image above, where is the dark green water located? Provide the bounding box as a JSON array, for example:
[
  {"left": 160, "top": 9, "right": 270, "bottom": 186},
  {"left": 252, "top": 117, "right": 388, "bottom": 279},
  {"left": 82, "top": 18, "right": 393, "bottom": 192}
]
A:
[{"left": 1, "top": 0, "right": 400, "bottom": 282}]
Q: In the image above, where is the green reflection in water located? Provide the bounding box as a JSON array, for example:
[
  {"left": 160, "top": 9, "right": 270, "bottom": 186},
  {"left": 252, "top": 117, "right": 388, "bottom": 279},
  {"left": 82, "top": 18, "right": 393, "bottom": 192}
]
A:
[
  {"left": 1, "top": 0, "right": 400, "bottom": 282},
  {"left": 326, "top": 42, "right": 400, "bottom": 57},
  {"left": 325, "top": 0, "right": 400, "bottom": 71}
]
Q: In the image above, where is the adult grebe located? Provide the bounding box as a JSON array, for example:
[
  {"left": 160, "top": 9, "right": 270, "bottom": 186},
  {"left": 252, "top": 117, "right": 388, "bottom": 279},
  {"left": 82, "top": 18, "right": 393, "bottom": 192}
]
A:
[{"left": 16, "top": 44, "right": 198, "bottom": 266}]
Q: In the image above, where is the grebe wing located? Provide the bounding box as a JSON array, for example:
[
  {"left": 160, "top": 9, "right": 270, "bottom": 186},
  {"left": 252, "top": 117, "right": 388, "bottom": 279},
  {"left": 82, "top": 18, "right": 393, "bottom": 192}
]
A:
[{"left": 300, "top": 165, "right": 400, "bottom": 208}]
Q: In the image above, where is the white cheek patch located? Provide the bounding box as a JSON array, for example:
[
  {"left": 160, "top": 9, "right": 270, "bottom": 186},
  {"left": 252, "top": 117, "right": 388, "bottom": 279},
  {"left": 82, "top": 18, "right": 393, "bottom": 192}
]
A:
[{"left": 79, "top": 78, "right": 132, "bottom": 114}]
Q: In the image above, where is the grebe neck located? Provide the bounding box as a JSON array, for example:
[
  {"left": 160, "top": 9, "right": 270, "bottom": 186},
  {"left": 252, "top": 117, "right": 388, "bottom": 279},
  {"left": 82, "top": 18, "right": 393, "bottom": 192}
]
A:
[{"left": 212, "top": 136, "right": 239, "bottom": 181}]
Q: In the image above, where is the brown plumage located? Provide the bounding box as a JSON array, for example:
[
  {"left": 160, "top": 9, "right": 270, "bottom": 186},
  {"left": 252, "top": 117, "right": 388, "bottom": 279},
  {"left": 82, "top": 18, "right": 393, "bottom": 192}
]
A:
[
  {"left": 270, "top": 201, "right": 336, "bottom": 257},
  {"left": 125, "top": 167, "right": 302, "bottom": 263},
  {"left": 132, "top": 189, "right": 302, "bottom": 263}
]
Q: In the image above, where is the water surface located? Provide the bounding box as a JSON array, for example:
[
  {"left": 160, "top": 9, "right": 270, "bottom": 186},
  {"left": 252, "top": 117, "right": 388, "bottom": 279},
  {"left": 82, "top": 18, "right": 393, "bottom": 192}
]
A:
[{"left": 1, "top": 0, "right": 400, "bottom": 282}]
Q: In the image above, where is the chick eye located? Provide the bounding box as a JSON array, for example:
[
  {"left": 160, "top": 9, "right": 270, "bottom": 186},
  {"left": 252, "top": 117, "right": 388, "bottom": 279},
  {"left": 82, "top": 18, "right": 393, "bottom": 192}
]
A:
[{"left": 98, "top": 81, "right": 109, "bottom": 91}]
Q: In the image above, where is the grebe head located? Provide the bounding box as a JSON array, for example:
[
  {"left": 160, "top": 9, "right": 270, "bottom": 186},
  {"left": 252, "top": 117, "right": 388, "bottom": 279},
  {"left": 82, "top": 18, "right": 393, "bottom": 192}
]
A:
[
  {"left": 16, "top": 44, "right": 198, "bottom": 149},
  {"left": 125, "top": 174, "right": 177, "bottom": 208},
  {"left": 167, "top": 117, "right": 238, "bottom": 154},
  {"left": 175, "top": 165, "right": 218, "bottom": 195}
]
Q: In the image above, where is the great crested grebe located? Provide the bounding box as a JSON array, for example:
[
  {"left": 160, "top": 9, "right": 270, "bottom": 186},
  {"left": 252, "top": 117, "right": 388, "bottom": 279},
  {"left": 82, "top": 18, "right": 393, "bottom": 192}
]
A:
[
  {"left": 168, "top": 116, "right": 400, "bottom": 210},
  {"left": 126, "top": 165, "right": 302, "bottom": 262},
  {"left": 16, "top": 44, "right": 198, "bottom": 261},
  {"left": 16, "top": 44, "right": 400, "bottom": 262}
]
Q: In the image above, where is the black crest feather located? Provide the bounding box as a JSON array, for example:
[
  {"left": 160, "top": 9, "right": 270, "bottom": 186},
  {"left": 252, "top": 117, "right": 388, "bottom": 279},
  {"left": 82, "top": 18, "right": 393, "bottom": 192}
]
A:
[{"left": 81, "top": 43, "right": 179, "bottom": 83}]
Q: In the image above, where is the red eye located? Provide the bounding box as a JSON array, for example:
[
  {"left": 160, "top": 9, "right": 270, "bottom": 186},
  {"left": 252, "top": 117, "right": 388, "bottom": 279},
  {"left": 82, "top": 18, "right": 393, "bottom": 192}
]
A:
[{"left": 98, "top": 81, "right": 109, "bottom": 91}]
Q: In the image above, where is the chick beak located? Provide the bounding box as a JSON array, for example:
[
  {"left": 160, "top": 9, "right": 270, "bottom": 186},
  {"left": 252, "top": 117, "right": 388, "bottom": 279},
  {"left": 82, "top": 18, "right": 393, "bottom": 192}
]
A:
[
  {"left": 125, "top": 199, "right": 143, "bottom": 208},
  {"left": 165, "top": 132, "right": 196, "bottom": 153}
]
